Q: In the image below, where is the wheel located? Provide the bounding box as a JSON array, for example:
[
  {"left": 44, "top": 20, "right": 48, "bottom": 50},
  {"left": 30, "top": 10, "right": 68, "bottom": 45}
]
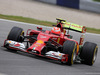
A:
[
  {"left": 63, "top": 40, "right": 77, "bottom": 65},
  {"left": 7, "top": 26, "right": 24, "bottom": 52},
  {"left": 7, "top": 26, "right": 24, "bottom": 42},
  {"left": 80, "top": 42, "right": 98, "bottom": 66}
]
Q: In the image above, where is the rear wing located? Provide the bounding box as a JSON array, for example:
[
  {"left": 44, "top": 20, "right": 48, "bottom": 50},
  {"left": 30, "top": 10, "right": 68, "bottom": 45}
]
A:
[
  {"left": 56, "top": 18, "right": 86, "bottom": 33},
  {"left": 63, "top": 22, "right": 86, "bottom": 33}
]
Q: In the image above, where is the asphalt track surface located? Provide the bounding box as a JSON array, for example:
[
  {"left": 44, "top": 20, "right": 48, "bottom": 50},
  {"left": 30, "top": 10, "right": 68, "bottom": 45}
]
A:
[{"left": 0, "top": 19, "right": 100, "bottom": 75}]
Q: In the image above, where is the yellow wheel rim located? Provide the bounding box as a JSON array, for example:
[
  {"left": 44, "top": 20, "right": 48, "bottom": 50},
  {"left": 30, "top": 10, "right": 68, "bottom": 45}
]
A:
[
  {"left": 92, "top": 46, "right": 98, "bottom": 64},
  {"left": 71, "top": 44, "right": 77, "bottom": 65}
]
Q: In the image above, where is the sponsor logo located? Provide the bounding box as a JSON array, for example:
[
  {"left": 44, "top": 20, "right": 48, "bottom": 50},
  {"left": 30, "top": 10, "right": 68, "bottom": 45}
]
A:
[
  {"left": 8, "top": 41, "right": 11, "bottom": 43},
  {"left": 34, "top": 40, "right": 44, "bottom": 47},
  {"left": 52, "top": 53, "right": 61, "bottom": 57},
  {"left": 14, "top": 43, "right": 20, "bottom": 47},
  {"left": 7, "top": 40, "right": 25, "bottom": 48},
  {"left": 34, "top": 44, "right": 40, "bottom": 47},
  {"left": 40, "top": 36, "right": 47, "bottom": 38},
  {"left": 71, "top": 24, "right": 82, "bottom": 29},
  {"left": 37, "top": 40, "right": 44, "bottom": 44}
]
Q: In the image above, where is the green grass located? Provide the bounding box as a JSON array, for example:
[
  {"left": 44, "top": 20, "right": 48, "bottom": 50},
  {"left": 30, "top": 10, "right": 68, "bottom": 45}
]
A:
[
  {"left": 86, "top": 27, "right": 100, "bottom": 34},
  {"left": 93, "top": 0, "right": 100, "bottom": 2},
  {"left": 0, "top": 14, "right": 55, "bottom": 27},
  {"left": 0, "top": 14, "right": 100, "bottom": 34}
]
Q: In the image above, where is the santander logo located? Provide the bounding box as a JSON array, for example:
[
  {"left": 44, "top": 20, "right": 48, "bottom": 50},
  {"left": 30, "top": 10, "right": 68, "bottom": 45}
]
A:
[{"left": 14, "top": 43, "right": 20, "bottom": 47}]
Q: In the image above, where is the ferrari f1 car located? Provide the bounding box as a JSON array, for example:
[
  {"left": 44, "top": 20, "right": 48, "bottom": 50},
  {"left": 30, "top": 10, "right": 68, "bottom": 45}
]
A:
[{"left": 3, "top": 18, "right": 98, "bottom": 66}]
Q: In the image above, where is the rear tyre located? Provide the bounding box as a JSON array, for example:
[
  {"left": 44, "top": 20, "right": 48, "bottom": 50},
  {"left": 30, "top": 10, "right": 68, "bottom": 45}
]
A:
[
  {"left": 63, "top": 40, "right": 77, "bottom": 65},
  {"left": 7, "top": 26, "right": 24, "bottom": 42},
  {"left": 80, "top": 42, "right": 98, "bottom": 66}
]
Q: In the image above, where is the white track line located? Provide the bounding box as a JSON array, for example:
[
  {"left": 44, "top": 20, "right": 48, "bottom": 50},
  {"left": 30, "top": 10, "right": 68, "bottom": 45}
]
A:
[
  {"left": 0, "top": 19, "right": 52, "bottom": 29},
  {"left": 0, "top": 19, "right": 100, "bottom": 36}
]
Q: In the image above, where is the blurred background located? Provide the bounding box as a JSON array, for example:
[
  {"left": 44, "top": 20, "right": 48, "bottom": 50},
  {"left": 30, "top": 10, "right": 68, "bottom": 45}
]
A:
[
  {"left": 0, "top": 0, "right": 100, "bottom": 29},
  {"left": 38, "top": 0, "right": 100, "bottom": 13}
]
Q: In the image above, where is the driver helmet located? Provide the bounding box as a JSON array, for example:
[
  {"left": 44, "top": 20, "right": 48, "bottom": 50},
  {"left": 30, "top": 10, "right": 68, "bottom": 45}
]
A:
[{"left": 51, "top": 27, "right": 61, "bottom": 34}]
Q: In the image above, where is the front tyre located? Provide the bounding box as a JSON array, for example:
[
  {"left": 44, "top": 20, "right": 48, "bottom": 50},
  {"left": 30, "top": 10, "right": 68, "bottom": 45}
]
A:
[
  {"left": 63, "top": 40, "right": 77, "bottom": 66},
  {"left": 6, "top": 26, "right": 24, "bottom": 52},
  {"left": 80, "top": 42, "right": 98, "bottom": 66},
  {"left": 7, "top": 26, "right": 24, "bottom": 42}
]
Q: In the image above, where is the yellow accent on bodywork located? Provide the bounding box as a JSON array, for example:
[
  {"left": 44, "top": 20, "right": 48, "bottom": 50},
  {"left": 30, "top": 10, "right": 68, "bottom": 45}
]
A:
[
  {"left": 77, "top": 45, "right": 79, "bottom": 54},
  {"left": 57, "top": 38, "right": 60, "bottom": 43},
  {"left": 63, "top": 22, "right": 83, "bottom": 32},
  {"left": 71, "top": 44, "right": 76, "bottom": 65},
  {"left": 37, "top": 40, "right": 44, "bottom": 44},
  {"left": 8, "top": 41, "right": 11, "bottom": 43}
]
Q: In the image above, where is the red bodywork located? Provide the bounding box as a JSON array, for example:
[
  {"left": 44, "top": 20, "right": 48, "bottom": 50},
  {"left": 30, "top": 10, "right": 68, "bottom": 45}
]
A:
[
  {"left": 26, "top": 29, "right": 78, "bottom": 53},
  {"left": 4, "top": 22, "right": 86, "bottom": 63}
]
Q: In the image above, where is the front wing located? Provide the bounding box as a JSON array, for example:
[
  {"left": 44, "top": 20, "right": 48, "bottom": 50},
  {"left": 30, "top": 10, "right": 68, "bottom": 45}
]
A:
[{"left": 3, "top": 40, "right": 68, "bottom": 63}]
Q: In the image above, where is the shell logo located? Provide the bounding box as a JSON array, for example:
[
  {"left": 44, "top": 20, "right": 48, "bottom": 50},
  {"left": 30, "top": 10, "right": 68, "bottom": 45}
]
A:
[
  {"left": 37, "top": 40, "right": 44, "bottom": 44},
  {"left": 8, "top": 41, "right": 11, "bottom": 43},
  {"left": 59, "top": 54, "right": 61, "bottom": 56}
]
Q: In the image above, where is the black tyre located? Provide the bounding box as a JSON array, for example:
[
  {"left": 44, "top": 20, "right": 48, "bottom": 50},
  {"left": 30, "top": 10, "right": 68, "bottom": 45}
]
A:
[
  {"left": 63, "top": 40, "right": 77, "bottom": 65},
  {"left": 7, "top": 26, "right": 24, "bottom": 52},
  {"left": 80, "top": 42, "right": 98, "bottom": 66},
  {"left": 7, "top": 26, "right": 24, "bottom": 42}
]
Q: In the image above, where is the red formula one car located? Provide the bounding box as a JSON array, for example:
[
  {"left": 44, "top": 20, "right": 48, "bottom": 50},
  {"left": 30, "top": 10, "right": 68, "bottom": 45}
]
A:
[{"left": 3, "top": 19, "right": 98, "bottom": 66}]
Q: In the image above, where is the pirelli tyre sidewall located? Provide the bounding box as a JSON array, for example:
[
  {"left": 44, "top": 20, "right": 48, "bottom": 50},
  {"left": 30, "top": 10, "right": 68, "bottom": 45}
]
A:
[
  {"left": 80, "top": 42, "right": 98, "bottom": 66},
  {"left": 63, "top": 40, "right": 77, "bottom": 66},
  {"left": 7, "top": 26, "right": 24, "bottom": 42}
]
